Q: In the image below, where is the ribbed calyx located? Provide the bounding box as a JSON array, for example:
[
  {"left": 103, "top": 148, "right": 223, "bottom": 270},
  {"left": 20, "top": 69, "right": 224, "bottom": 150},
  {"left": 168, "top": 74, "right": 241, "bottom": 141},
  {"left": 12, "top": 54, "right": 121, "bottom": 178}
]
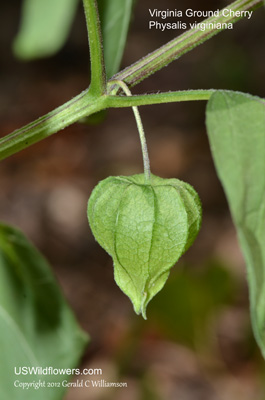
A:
[{"left": 87, "top": 174, "right": 202, "bottom": 318}]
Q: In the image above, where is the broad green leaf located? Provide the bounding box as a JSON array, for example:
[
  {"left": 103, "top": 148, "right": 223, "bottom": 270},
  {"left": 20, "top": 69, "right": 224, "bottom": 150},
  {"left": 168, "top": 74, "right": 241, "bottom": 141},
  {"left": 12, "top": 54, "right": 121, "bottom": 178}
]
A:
[
  {"left": 206, "top": 90, "right": 265, "bottom": 358},
  {"left": 13, "top": 0, "right": 79, "bottom": 59},
  {"left": 0, "top": 223, "right": 88, "bottom": 399},
  {"left": 87, "top": 173, "right": 202, "bottom": 318},
  {"left": 98, "top": 0, "right": 135, "bottom": 78}
]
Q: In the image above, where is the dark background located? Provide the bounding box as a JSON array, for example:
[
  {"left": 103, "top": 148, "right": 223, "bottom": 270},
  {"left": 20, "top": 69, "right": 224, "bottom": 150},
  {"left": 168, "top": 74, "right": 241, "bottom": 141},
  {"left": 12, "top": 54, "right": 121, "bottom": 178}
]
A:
[{"left": 1, "top": 1, "right": 265, "bottom": 399}]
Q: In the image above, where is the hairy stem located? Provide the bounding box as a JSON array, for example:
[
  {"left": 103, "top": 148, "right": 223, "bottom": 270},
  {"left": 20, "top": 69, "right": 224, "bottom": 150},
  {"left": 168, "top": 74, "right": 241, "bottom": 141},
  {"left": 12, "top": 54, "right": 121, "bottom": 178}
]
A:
[
  {"left": 106, "top": 89, "right": 216, "bottom": 107},
  {"left": 0, "top": 0, "right": 263, "bottom": 160},
  {"left": 111, "top": 0, "right": 263, "bottom": 90},
  {"left": 0, "top": 92, "right": 108, "bottom": 160},
  {"left": 83, "top": 0, "right": 106, "bottom": 94}
]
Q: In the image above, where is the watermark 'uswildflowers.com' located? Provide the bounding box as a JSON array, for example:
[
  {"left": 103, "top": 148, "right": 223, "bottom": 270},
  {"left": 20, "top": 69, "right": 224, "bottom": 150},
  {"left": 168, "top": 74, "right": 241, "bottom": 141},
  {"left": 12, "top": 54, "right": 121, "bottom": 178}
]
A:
[
  {"left": 14, "top": 366, "right": 102, "bottom": 376},
  {"left": 13, "top": 366, "right": 128, "bottom": 390}
]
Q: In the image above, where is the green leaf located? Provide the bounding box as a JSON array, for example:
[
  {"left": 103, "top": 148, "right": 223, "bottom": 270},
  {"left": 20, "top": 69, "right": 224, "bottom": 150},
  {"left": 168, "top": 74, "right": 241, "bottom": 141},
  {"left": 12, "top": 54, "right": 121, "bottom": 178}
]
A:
[
  {"left": 13, "top": 0, "right": 79, "bottom": 59},
  {"left": 206, "top": 90, "right": 265, "bottom": 358},
  {"left": 0, "top": 223, "right": 88, "bottom": 399},
  {"left": 98, "top": 0, "right": 135, "bottom": 79},
  {"left": 87, "top": 173, "right": 202, "bottom": 318}
]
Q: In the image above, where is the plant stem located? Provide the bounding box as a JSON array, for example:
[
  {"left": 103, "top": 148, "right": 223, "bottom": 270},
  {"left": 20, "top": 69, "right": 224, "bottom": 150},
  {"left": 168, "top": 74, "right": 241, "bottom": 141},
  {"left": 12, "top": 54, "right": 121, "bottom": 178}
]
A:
[
  {"left": 111, "top": 0, "right": 263, "bottom": 89},
  {"left": 0, "top": 0, "right": 264, "bottom": 160},
  {"left": 0, "top": 89, "right": 215, "bottom": 161},
  {"left": 111, "top": 80, "right": 151, "bottom": 181},
  {"left": 106, "top": 89, "right": 215, "bottom": 107},
  {"left": 83, "top": 0, "right": 106, "bottom": 94},
  {"left": 0, "top": 91, "right": 108, "bottom": 160}
]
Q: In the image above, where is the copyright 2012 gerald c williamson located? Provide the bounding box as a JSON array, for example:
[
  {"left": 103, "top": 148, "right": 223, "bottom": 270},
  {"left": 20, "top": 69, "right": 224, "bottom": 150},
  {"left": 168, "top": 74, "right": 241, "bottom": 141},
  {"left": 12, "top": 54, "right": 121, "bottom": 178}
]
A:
[{"left": 14, "top": 379, "right": 128, "bottom": 390}]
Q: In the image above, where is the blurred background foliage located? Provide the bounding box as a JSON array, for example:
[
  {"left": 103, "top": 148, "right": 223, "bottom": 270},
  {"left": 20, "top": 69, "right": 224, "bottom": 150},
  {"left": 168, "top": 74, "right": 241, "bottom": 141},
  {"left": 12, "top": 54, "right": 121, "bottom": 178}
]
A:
[{"left": 1, "top": 0, "right": 265, "bottom": 399}]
